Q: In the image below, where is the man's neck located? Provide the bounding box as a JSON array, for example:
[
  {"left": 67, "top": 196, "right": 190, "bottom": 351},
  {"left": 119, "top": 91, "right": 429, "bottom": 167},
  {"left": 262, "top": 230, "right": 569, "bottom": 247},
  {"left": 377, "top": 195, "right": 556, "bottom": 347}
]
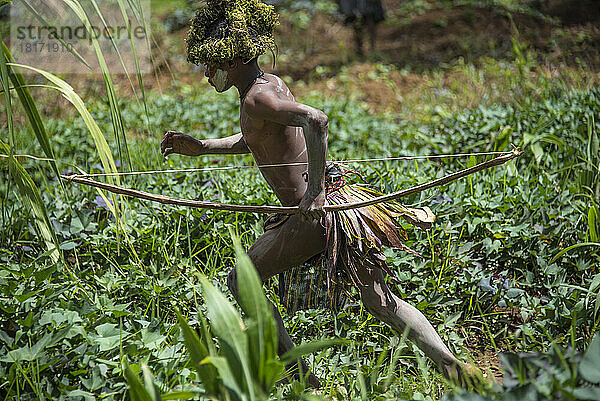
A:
[{"left": 233, "top": 61, "right": 263, "bottom": 99}]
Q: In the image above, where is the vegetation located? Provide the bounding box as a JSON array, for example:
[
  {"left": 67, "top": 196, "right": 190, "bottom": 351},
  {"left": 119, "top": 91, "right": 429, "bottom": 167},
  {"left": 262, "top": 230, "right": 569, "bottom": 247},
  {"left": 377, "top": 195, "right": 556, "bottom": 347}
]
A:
[{"left": 1, "top": 0, "right": 599, "bottom": 400}]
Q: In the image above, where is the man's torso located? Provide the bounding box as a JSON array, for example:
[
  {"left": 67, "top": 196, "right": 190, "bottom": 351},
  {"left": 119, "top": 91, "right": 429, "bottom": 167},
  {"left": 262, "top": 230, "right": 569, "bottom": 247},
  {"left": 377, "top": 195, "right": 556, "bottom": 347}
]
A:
[{"left": 240, "top": 74, "right": 311, "bottom": 206}]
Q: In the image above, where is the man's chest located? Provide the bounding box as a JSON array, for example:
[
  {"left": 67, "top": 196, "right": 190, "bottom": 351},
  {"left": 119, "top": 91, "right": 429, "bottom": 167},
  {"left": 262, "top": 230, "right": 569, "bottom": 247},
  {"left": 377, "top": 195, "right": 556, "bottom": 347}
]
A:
[
  {"left": 240, "top": 110, "right": 282, "bottom": 151},
  {"left": 240, "top": 109, "right": 264, "bottom": 135}
]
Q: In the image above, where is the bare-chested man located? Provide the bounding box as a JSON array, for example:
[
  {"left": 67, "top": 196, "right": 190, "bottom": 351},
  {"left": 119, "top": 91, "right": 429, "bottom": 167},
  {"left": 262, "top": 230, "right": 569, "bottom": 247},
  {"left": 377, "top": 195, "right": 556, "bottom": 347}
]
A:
[{"left": 161, "top": 0, "right": 477, "bottom": 388}]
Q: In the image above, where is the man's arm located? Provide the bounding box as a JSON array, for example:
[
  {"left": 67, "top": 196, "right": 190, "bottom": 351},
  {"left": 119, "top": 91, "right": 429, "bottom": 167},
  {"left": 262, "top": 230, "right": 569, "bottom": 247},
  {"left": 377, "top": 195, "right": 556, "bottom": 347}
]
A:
[
  {"left": 245, "top": 93, "right": 328, "bottom": 215},
  {"left": 161, "top": 131, "right": 250, "bottom": 156}
]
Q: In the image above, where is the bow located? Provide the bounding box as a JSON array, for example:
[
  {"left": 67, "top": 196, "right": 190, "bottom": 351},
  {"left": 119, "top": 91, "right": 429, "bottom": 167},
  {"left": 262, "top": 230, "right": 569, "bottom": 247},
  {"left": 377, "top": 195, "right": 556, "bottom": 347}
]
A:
[{"left": 60, "top": 148, "right": 523, "bottom": 214}]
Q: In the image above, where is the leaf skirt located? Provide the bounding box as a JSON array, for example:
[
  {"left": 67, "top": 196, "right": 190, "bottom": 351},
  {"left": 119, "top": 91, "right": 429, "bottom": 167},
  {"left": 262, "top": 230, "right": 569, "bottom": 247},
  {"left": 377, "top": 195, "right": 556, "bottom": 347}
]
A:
[{"left": 275, "top": 169, "right": 435, "bottom": 313}]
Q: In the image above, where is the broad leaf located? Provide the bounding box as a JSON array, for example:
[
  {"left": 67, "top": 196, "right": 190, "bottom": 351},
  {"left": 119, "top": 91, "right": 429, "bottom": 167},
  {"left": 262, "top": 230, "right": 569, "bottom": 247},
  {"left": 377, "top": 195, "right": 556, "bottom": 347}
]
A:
[
  {"left": 175, "top": 309, "right": 220, "bottom": 396},
  {"left": 233, "top": 235, "right": 280, "bottom": 390},
  {"left": 580, "top": 334, "right": 600, "bottom": 383},
  {"left": 280, "top": 339, "right": 345, "bottom": 364},
  {"left": 198, "top": 274, "right": 255, "bottom": 400}
]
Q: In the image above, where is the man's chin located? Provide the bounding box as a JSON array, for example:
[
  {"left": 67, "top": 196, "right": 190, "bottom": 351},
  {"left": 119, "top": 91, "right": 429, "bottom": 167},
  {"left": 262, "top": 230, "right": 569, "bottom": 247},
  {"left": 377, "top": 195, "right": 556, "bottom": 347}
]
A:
[{"left": 208, "top": 81, "right": 228, "bottom": 93}]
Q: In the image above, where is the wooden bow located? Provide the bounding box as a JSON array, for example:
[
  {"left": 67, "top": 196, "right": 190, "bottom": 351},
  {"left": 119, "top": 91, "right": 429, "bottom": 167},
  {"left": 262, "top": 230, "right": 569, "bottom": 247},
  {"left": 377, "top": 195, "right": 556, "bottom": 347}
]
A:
[{"left": 61, "top": 148, "right": 523, "bottom": 214}]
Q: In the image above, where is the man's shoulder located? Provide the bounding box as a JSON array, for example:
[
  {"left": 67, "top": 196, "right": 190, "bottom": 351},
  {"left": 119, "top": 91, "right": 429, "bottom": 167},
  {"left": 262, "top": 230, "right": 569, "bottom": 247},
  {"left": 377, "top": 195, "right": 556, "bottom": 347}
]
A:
[
  {"left": 248, "top": 74, "right": 293, "bottom": 100},
  {"left": 244, "top": 74, "right": 295, "bottom": 113}
]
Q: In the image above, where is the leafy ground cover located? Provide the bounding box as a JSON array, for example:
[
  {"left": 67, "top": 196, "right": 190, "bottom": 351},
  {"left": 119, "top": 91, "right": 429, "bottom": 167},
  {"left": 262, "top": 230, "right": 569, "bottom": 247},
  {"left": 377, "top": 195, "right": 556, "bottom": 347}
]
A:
[
  {"left": 2, "top": 73, "right": 599, "bottom": 399},
  {"left": 1, "top": 0, "right": 600, "bottom": 399}
]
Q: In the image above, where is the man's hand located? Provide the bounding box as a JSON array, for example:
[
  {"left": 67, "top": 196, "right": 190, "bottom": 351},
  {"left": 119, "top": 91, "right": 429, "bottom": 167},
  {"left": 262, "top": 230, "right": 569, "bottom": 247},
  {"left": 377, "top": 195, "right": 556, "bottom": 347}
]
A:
[
  {"left": 298, "top": 190, "right": 326, "bottom": 220},
  {"left": 161, "top": 131, "right": 204, "bottom": 157}
]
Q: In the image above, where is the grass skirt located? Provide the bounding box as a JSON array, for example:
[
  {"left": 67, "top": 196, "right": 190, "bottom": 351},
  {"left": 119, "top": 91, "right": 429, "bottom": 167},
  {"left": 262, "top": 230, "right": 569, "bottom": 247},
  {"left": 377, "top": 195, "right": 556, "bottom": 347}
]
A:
[{"left": 275, "top": 166, "right": 434, "bottom": 313}]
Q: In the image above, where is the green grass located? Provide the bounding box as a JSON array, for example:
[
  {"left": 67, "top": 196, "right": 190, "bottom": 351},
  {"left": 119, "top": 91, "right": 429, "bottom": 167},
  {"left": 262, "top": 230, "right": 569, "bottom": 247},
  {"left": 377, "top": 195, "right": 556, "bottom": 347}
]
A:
[
  {"left": 150, "top": 0, "right": 187, "bottom": 17},
  {"left": 1, "top": 72, "right": 599, "bottom": 398},
  {"left": 1, "top": 1, "right": 600, "bottom": 399}
]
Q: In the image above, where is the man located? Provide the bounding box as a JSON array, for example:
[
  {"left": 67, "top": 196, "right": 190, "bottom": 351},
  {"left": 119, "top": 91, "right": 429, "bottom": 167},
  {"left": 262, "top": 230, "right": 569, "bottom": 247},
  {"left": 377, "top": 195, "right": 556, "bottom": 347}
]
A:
[
  {"left": 161, "top": 0, "right": 477, "bottom": 387},
  {"left": 338, "top": 0, "right": 386, "bottom": 56}
]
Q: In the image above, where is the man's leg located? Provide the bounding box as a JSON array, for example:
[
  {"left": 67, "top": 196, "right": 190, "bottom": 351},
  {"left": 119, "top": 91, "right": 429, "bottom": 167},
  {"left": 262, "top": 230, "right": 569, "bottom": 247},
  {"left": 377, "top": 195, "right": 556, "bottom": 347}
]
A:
[
  {"left": 353, "top": 20, "right": 364, "bottom": 56},
  {"left": 354, "top": 263, "right": 470, "bottom": 381},
  {"left": 365, "top": 14, "right": 377, "bottom": 53},
  {"left": 226, "top": 214, "right": 327, "bottom": 387}
]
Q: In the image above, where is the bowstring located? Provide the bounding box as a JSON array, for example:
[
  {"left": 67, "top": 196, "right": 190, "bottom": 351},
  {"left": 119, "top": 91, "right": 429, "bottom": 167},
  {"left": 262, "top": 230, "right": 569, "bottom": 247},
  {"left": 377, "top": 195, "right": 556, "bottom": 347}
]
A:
[{"left": 56, "top": 151, "right": 512, "bottom": 178}]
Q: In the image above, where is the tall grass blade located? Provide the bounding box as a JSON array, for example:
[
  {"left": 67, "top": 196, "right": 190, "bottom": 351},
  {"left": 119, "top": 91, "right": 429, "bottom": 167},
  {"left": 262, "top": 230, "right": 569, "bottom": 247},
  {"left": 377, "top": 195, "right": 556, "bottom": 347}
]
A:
[
  {"left": 124, "top": 363, "right": 155, "bottom": 401},
  {"left": 174, "top": 309, "right": 220, "bottom": 396},
  {"left": 2, "top": 42, "right": 60, "bottom": 178},
  {"left": 0, "top": 141, "right": 60, "bottom": 263},
  {"left": 551, "top": 242, "right": 600, "bottom": 264},
  {"left": 129, "top": 0, "right": 174, "bottom": 87},
  {"left": 2, "top": 35, "right": 60, "bottom": 263},
  {"left": 198, "top": 274, "right": 255, "bottom": 401},
  {"left": 17, "top": 0, "right": 92, "bottom": 70},
  {"left": 232, "top": 234, "right": 280, "bottom": 390},
  {"left": 0, "top": 38, "right": 13, "bottom": 150},
  {"left": 10, "top": 63, "right": 119, "bottom": 180},
  {"left": 62, "top": 0, "right": 131, "bottom": 170},
  {"left": 208, "top": 356, "right": 245, "bottom": 401},
  {"left": 116, "top": 0, "right": 151, "bottom": 129},
  {"left": 141, "top": 364, "right": 162, "bottom": 401},
  {"left": 589, "top": 205, "right": 599, "bottom": 243},
  {"left": 4, "top": 63, "right": 143, "bottom": 263},
  {"left": 160, "top": 393, "right": 196, "bottom": 400}
]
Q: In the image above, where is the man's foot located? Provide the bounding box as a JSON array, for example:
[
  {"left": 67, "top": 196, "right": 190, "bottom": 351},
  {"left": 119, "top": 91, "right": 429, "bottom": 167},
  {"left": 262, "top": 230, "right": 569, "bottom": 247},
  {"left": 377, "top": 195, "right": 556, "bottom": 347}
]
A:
[{"left": 443, "top": 361, "right": 486, "bottom": 389}]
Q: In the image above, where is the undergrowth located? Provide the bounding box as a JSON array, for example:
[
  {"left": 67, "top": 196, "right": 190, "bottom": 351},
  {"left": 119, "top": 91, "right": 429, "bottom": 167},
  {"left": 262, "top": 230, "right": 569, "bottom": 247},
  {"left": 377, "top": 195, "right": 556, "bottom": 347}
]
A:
[{"left": 1, "top": 73, "right": 599, "bottom": 398}]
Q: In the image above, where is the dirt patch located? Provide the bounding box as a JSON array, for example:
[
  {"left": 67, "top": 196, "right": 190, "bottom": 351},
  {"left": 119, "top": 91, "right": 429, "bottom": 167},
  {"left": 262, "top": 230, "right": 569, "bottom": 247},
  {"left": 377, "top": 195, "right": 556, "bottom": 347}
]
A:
[
  {"left": 378, "top": 5, "right": 552, "bottom": 68},
  {"left": 271, "top": 2, "right": 600, "bottom": 81},
  {"left": 541, "top": 0, "right": 600, "bottom": 26},
  {"left": 471, "top": 347, "right": 503, "bottom": 384}
]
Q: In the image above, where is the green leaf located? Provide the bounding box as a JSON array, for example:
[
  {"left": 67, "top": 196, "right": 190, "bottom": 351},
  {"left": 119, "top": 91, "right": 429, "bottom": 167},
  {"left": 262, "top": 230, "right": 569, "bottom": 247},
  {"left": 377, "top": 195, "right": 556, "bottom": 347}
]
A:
[
  {"left": 550, "top": 243, "right": 600, "bottom": 264},
  {"left": 280, "top": 339, "right": 345, "bottom": 364},
  {"left": 589, "top": 205, "right": 598, "bottom": 243},
  {"left": 161, "top": 392, "right": 197, "bottom": 400},
  {"left": 124, "top": 363, "right": 154, "bottom": 401},
  {"left": 1, "top": 42, "right": 60, "bottom": 179},
  {"left": 209, "top": 356, "right": 246, "bottom": 401},
  {"left": 8, "top": 63, "right": 118, "bottom": 182},
  {"left": 589, "top": 274, "right": 600, "bottom": 293},
  {"left": 0, "top": 328, "right": 70, "bottom": 362},
  {"left": 94, "top": 323, "right": 129, "bottom": 352},
  {"left": 175, "top": 309, "right": 220, "bottom": 396},
  {"left": 66, "top": 390, "right": 95, "bottom": 401},
  {"left": 580, "top": 334, "right": 600, "bottom": 383},
  {"left": 198, "top": 274, "right": 254, "bottom": 399},
  {"left": 141, "top": 364, "right": 162, "bottom": 401},
  {"left": 573, "top": 387, "right": 600, "bottom": 400},
  {"left": 232, "top": 233, "right": 281, "bottom": 390},
  {"left": 0, "top": 141, "right": 60, "bottom": 263}
]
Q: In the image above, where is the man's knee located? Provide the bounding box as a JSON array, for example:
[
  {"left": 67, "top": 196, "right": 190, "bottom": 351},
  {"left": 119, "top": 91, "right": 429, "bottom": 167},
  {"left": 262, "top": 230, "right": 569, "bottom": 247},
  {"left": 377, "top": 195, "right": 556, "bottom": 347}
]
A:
[
  {"left": 360, "top": 288, "right": 385, "bottom": 314},
  {"left": 360, "top": 284, "right": 399, "bottom": 320}
]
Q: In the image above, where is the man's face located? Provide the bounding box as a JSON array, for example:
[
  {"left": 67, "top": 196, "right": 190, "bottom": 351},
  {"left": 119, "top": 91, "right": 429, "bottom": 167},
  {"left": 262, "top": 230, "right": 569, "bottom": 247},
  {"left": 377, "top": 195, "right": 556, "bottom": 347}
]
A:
[{"left": 205, "top": 62, "right": 234, "bottom": 92}]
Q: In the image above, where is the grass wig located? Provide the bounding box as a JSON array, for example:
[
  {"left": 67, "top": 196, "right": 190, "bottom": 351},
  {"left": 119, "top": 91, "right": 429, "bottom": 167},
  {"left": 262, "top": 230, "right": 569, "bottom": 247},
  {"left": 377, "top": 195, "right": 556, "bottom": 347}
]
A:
[{"left": 186, "top": 0, "right": 278, "bottom": 66}]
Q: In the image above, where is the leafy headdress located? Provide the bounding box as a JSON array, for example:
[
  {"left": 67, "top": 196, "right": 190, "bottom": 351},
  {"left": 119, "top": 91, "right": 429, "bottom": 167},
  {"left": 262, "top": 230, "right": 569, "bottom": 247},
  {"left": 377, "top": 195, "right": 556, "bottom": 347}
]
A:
[{"left": 186, "top": 0, "right": 278, "bottom": 66}]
